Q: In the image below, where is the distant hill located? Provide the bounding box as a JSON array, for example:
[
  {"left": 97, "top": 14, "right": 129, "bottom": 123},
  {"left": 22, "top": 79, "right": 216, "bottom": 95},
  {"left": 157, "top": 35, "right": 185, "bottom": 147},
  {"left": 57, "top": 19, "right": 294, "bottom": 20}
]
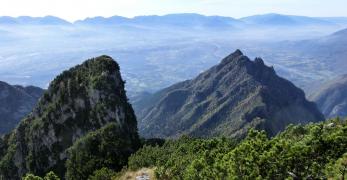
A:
[
  {"left": 281, "top": 27, "right": 347, "bottom": 79},
  {"left": 74, "top": 13, "right": 342, "bottom": 28},
  {"left": 244, "top": 27, "right": 347, "bottom": 93},
  {"left": 241, "top": 13, "right": 335, "bottom": 26},
  {"left": 310, "top": 74, "right": 347, "bottom": 118},
  {"left": 1, "top": 13, "right": 343, "bottom": 27},
  {"left": 318, "top": 17, "right": 347, "bottom": 26},
  {"left": 0, "top": 16, "right": 17, "bottom": 24},
  {"left": 0, "top": 56, "right": 139, "bottom": 179},
  {"left": 0, "top": 81, "right": 44, "bottom": 135},
  {"left": 75, "top": 13, "right": 243, "bottom": 28},
  {"left": 134, "top": 50, "right": 324, "bottom": 138},
  {"left": 0, "top": 16, "right": 71, "bottom": 25}
]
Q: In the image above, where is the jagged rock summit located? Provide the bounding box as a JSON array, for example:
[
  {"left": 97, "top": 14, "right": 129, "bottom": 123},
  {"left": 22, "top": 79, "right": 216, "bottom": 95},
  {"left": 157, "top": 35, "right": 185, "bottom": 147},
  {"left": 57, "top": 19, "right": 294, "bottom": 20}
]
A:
[
  {"left": 0, "top": 55, "right": 139, "bottom": 179},
  {"left": 134, "top": 50, "right": 324, "bottom": 138}
]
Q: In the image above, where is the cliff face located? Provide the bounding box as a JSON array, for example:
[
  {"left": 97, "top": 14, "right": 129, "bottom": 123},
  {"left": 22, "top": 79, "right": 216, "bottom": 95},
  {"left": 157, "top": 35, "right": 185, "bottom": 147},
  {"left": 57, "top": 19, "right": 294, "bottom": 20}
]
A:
[
  {"left": 0, "top": 82, "right": 44, "bottom": 135},
  {"left": 0, "top": 55, "right": 139, "bottom": 179},
  {"left": 135, "top": 50, "right": 324, "bottom": 138}
]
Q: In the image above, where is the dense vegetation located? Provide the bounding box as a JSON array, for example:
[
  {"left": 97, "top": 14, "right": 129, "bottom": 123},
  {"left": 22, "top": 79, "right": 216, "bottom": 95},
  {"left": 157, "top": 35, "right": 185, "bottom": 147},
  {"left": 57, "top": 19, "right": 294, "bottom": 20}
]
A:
[
  {"left": 14, "top": 118, "right": 347, "bottom": 179},
  {"left": 127, "top": 118, "right": 347, "bottom": 179},
  {"left": 22, "top": 171, "right": 60, "bottom": 180},
  {"left": 65, "top": 123, "right": 139, "bottom": 180}
]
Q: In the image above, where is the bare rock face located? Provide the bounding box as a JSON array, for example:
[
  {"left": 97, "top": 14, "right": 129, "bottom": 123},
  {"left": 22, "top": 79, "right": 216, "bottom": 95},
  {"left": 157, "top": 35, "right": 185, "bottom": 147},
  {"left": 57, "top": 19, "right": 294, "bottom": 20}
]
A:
[
  {"left": 0, "top": 82, "right": 44, "bottom": 135},
  {"left": 0, "top": 55, "right": 139, "bottom": 179},
  {"left": 134, "top": 50, "right": 324, "bottom": 138}
]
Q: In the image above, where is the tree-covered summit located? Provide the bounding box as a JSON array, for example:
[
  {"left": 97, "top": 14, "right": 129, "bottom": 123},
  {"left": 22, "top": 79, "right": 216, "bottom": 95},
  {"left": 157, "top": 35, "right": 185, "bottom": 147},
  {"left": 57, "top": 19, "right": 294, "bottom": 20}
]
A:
[{"left": 0, "top": 55, "right": 139, "bottom": 179}]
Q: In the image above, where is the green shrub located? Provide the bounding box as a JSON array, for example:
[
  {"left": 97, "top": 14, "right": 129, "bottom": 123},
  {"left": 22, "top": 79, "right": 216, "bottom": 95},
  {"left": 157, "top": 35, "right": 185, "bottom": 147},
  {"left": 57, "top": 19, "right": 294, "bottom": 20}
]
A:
[
  {"left": 128, "top": 136, "right": 236, "bottom": 179},
  {"left": 127, "top": 118, "right": 347, "bottom": 179},
  {"left": 65, "top": 123, "right": 139, "bottom": 180},
  {"left": 88, "top": 167, "right": 117, "bottom": 180},
  {"left": 22, "top": 174, "right": 43, "bottom": 180}
]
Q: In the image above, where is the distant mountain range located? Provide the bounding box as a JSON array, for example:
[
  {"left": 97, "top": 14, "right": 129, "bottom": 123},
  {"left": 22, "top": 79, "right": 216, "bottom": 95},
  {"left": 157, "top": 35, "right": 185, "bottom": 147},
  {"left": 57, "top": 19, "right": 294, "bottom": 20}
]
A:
[
  {"left": 310, "top": 74, "right": 347, "bottom": 118},
  {"left": 1, "top": 13, "right": 347, "bottom": 97},
  {"left": 0, "top": 16, "right": 71, "bottom": 25},
  {"left": 134, "top": 50, "right": 324, "bottom": 138},
  {"left": 240, "top": 13, "right": 336, "bottom": 26},
  {"left": 1, "top": 13, "right": 346, "bottom": 27},
  {"left": 75, "top": 14, "right": 243, "bottom": 28},
  {"left": 0, "top": 81, "right": 43, "bottom": 135}
]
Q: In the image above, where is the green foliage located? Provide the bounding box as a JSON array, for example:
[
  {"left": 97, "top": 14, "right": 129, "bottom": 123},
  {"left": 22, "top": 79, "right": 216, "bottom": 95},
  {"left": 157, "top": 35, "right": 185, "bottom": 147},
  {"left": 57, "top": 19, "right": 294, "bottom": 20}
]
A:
[
  {"left": 22, "top": 174, "right": 43, "bottom": 180},
  {"left": 325, "top": 153, "right": 347, "bottom": 179},
  {"left": 128, "top": 118, "right": 347, "bottom": 179},
  {"left": 220, "top": 119, "right": 347, "bottom": 179},
  {"left": 128, "top": 136, "right": 236, "bottom": 179},
  {"left": 22, "top": 171, "right": 60, "bottom": 180},
  {"left": 0, "top": 137, "right": 19, "bottom": 178},
  {"left": 65, "top": 123, "right": 139, "bottom": 180},
  {"left": 43, "top": 171, "right": 60, "bottom": 180},
  {"left": 128, "top": 145, "right": 166, "bottom": 170},
  {"left": 88, "top": 167, "right": 117, "bottom": 180},
  {"left": 221, "top": 129, "right": 270, "bottom": 179}
]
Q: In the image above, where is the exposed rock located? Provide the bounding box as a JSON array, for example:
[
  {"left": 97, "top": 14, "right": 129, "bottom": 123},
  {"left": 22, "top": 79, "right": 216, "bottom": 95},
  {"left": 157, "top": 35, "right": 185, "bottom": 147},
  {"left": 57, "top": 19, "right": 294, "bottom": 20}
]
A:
[{"left": 134, "top": 50, "right": 324, "bottom": 138}]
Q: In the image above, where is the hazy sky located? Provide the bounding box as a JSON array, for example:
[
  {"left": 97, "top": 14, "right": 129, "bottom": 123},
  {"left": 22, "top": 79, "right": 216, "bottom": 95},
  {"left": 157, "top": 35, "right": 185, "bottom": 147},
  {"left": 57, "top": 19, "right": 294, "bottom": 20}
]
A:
[{"left": 0, "top": 0, "right": 346, "bottom": 21}]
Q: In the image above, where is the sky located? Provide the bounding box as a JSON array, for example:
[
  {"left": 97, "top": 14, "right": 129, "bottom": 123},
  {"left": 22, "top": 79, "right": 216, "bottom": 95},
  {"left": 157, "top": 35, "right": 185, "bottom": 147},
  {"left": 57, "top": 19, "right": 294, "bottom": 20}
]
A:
[{"left": 0, "top": 0, "right": 346, "bottom": 22}]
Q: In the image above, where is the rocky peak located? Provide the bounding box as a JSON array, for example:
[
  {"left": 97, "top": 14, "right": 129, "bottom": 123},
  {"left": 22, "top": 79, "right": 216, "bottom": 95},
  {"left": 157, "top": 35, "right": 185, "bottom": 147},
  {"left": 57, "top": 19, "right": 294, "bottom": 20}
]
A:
[
  {"left": 231, "top": 49, "right": 243, "bottom": 57},
  {"left": 254, "top": 57, "right": 265, "bottom": 65},
  {"left": 0, "top": 55, "right": 139, "bottom": 179},
  {"left": 220, "top": 49, "right": 243, "bottom": 63},
  {"left": 134, "top": 50, "right": 324, "bottom": 139}
]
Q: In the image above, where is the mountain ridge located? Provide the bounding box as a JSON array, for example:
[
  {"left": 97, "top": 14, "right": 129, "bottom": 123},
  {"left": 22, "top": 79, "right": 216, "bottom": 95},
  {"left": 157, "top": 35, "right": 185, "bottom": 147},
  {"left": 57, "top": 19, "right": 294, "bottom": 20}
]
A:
[
  {"left": 134, "top": 50, "right": 324, "bottom": 138},
  {"left": 0, "top": 16, "right": 71, "bottom": 25},
  {"left": 240, "top": 13, "right": 336, "bottom": 26},
  {"left": 0, "top": 81, "right": 44, "bottom": 135},
  {"left": 1, "top": 13, "right": 345, "bottom": 26},
  {"left": 310, "top": 74, "right": 347, "bottom": 118}
]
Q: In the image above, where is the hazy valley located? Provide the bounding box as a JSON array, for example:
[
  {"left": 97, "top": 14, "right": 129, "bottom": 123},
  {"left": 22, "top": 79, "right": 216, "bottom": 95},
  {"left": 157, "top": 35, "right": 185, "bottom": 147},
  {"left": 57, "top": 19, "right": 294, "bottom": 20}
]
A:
[
  {"left": 1, "top": 13, "right": 347, "bottom": 96},
  {"left": 1, "top": 12, "right": 347, "bottom": 180}
]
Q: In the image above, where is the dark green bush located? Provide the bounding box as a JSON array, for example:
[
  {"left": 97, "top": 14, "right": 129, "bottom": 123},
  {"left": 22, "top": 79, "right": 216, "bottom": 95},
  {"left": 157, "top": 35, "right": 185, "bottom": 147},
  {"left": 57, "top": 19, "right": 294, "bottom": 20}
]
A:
[
  {"left": 127, "top": 118, "right": 347, "bottom": 179},
  {"left": 88, "top": 167, "right": 117, "bottom": 180},
  {"left": 65, "top": 123, "right": 139, "bottom": 180}
]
